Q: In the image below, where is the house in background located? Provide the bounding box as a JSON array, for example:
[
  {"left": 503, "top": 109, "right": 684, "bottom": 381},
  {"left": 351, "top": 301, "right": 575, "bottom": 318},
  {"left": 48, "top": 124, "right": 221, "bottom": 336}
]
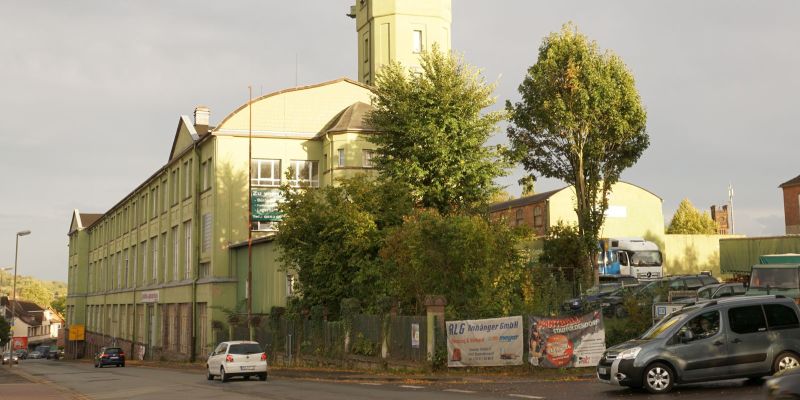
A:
[
  {"left": 780, "top": 174, "right": 800, "bottom": 234},
  {"left": 1, "top": 296, "right": 64, "bottom": 351}
]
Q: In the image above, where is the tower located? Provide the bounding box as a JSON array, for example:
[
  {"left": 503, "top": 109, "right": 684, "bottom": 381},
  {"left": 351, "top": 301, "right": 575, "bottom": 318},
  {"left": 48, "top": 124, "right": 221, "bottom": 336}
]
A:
[
  {"left": 348, "top": 0, "right": 452, "bottom": 85},
  {"left": 710, "top": 205, "right": 729, "bottom": 235}
]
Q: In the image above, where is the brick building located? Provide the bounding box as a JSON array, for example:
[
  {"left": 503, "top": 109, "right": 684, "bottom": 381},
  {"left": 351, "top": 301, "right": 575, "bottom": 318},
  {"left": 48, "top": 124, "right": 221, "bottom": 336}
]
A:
[
  {"left": 780, "top": 174, "right": 800, "bottom": 234},
  {"left": 710, "top": 205, "right": 730, "bottom": 235}
]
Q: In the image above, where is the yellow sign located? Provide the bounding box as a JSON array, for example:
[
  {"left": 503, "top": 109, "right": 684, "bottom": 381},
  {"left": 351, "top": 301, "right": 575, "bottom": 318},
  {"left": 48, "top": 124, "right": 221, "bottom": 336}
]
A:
[{"left": 68, "top": 324, "right": 85, "bottom": 341}]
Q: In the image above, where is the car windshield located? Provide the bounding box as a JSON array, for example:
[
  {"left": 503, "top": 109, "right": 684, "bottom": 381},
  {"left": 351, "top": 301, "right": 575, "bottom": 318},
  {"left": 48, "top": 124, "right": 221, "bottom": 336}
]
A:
[
  {"left": 750, "top": 268, "right": 800, "bottom": 290},
  {"left": 640, "top": 311, "right": 689, "bottom": 340},
  {"left": 627, "top": 250, "right": 663, "bottom": 267},
  {"left": 228, "top": 343, "right": 263, "bottom": 355}
]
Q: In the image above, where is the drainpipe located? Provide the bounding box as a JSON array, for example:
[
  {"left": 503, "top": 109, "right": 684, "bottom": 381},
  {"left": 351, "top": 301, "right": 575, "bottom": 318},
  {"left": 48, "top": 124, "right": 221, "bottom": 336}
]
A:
[{"left": 190, "top": 140, "right": 201, "bottom": 362}]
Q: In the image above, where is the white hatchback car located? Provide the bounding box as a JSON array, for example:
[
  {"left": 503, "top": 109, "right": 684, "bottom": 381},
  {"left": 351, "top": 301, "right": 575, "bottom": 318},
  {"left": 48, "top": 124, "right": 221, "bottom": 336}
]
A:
[{"left": 206, "top": 341, "right": 268, "bottom": 382}]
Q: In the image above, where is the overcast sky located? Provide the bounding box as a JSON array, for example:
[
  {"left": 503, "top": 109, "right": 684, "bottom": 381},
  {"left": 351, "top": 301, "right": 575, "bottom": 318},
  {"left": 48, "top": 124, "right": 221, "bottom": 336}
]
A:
[{"left": 1, "top": 1, "right": 798, "bottom": 282}]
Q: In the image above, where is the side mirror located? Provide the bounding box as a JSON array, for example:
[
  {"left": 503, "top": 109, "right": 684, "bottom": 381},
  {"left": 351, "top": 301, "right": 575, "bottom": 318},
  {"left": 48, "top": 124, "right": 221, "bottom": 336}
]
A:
[{"left": 679, "top": 330, "right": 694, "bottom": 343}]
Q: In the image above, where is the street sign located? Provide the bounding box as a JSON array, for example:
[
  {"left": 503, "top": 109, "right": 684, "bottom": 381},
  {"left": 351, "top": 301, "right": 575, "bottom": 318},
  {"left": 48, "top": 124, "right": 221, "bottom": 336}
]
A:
[{"left": 68, "top": 324, "right": 85, "bottom": 341}]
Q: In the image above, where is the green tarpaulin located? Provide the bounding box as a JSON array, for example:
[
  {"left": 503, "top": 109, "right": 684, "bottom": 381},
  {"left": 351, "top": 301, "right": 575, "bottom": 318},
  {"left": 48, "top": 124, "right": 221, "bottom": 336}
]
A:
[{"left": 720, "top": 236, "right": 800, "bottom": 273}]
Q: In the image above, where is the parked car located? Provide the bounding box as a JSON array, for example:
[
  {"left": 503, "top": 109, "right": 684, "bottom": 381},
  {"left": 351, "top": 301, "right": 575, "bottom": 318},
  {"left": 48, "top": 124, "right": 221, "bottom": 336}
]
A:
[
  {"left": 673, "top": 282, "right": 746, "bottom": 305},
  {"left": 206, "top": 341, "right": 268, "bottom": 382},
  {"left": 94, "top": 347, "right": 125, "bottom": 368},
  {"left": 563, "top": 275, "right": 640, "bottom": 313},
  {"left": 46, "top": 346, "right": 61, "bottom": 360},
  {"left": 14, "top": 349, "right": 27, "bottom": 360},
  {"left": 602, "top": 275, "right": 719, "bottom": 316},
  {"left": 766, "top": 366, "right": 800, "bottom": 399},
  {"left": 28, "top": 350, "right": 42, "bottom": 359},
  {"left": 600, "top": 284, "right": 643, "bottom": 318},
  {"left": 597, "top": 295, "right": 800, "bottom": 394},
  {"left": 2, "top": 352, "right": 19, "bottom": 365}
]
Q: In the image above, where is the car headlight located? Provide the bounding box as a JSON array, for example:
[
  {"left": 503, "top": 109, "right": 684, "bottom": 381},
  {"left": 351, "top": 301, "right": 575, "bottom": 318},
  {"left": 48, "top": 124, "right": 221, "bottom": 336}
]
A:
[{"left": 618, "top": 347, "right": 641, "bottom": 360}]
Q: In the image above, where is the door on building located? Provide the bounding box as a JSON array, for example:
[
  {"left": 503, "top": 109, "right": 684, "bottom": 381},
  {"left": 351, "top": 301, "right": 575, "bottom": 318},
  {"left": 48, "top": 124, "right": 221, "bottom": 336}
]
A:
[{"left": 146, "top": 305, "right": 155, "bottom": 360}]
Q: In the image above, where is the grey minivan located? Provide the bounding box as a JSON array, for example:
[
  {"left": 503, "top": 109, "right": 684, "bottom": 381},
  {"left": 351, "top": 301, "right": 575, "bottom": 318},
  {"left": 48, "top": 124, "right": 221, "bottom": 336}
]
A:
[{"left": 597, "top": 295, "right": 800, "bottom": 393}]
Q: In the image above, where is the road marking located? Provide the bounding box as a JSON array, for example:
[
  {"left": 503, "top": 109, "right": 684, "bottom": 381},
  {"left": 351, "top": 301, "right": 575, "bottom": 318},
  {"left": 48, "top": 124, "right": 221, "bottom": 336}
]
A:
[
  {"left": 360, "top": 382, "right": 382, "bottom": 386},
  {"left": 444, "top": 389, "right": 476, "bottom": 393},
  {"left": 400, "top": 385, "right": 425, "bottom": 389},
  {"left": 509, "top": 395, "right": 544, "bottom": 399}
]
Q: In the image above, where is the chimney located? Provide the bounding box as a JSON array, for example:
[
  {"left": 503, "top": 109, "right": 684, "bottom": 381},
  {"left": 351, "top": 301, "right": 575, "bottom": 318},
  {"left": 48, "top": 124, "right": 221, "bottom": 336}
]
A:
[{"left": 194, "top": 105, "right": 210, "bottom": 134}]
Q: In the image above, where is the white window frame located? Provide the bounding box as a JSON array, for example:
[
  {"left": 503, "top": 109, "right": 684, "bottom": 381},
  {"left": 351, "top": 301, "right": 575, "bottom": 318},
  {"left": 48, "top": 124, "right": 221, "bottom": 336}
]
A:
[
  {"left": 362, "top": 149, "right": 375, "bottom": 168},
  {"left": 288, "top": 160, "right": 320, "bottom": 188},
  {"left": 412, "top": 30, "right": 423, "bottom": 53},
  {"left": 251, "top": 159, "right": 281, "bottom": 187}
]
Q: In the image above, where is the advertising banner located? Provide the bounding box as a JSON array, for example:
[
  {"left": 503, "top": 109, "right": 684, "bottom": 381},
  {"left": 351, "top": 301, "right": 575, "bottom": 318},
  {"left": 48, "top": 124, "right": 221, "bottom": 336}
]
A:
[
  {"left": 528, "top": 311, "right": 605, "bottom": 368},
  {"left": 11, "top": 337, "right": 27, "bottom": 350},
  {"left": 446, "top": 316, "right": 523, "bottom": 367},
  {"left": 251, "top": 188, "right": 283, "bottom": 222}
]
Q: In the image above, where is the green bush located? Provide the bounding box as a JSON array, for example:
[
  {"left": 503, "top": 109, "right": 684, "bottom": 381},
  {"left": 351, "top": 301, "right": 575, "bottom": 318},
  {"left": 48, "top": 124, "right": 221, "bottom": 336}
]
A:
[
  {"left": 350, "top": 332, "right": 378, "bottom": 357},
  {"left": 604, "top": 297, "right": 653, "bottom": 347}
]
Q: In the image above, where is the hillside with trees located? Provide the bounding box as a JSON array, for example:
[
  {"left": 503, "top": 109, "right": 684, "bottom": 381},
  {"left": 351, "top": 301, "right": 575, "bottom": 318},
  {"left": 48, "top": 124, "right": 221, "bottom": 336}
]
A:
[{"left": 0, "top": 270, "right": 67, "bottom": 314}]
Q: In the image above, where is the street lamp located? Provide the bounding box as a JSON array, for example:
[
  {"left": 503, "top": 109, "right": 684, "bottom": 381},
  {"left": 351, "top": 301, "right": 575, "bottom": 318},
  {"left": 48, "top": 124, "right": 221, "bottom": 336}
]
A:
[{"left": 10, "top": 230, "right": 30, "bottom": 367}]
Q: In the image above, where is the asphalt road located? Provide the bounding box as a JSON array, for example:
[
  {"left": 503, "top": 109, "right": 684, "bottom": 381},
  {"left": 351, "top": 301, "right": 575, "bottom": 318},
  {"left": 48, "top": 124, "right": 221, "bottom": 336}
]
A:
[{"left": 8, "top": 359, "right": 770, "bottom": 400}]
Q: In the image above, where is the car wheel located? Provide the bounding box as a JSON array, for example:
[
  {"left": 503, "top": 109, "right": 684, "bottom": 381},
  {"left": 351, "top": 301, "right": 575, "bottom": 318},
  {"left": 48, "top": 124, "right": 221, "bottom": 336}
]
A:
[
  {"left": 258, "top": 373, "right": 267, "bottom": 381},
  {"left": 220, "top": 367, "right": 228, "bottom": 383},
  {"left": 773, "top": 352, "right": 800, "bottom": 373},
  {"left": 206, "top": 366, "right": 214, "bottom": 381},
  {"left": 121, "top": 363, "right": 125, "bottom": 368},
  {"left": 643, "top": 362, "right": 674, "bottom": 394},
  {"left": 94, "top": 362, "right": 98, "bottom": 368},
  {"left": 243, "top": 375, "right": 250, "bottom": 380},
  {"left": 614, "top": 305, "right": 627, "bottom": 319}
]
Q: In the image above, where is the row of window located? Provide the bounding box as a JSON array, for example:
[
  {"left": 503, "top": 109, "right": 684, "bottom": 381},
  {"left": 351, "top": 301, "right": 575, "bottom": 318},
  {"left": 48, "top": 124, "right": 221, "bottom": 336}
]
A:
[
  {"left": 87, "top": 219, "right": 200, "bottom": 293},
  {"left": 250, "top": 153, "right": 375, "bottom": 188},
  {"left": 86, "top": 156, "right": 212, "bottom": 247},
  {"left": 514, "top": 206, "right": 544, "bottom": 227}
]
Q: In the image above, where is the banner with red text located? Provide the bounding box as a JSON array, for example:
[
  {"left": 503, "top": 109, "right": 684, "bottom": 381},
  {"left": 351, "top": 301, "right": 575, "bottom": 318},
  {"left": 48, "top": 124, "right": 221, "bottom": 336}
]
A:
[{"left": 528, "top": 311, "right": 605, "bottom": 368}]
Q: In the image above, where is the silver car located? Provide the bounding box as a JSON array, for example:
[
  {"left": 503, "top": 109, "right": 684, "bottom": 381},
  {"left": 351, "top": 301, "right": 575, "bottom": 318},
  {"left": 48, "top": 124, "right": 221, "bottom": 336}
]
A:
[
  {"left": 598, "top": 295, "right": 800, "bottom": 393},
  {"left": 2, "top": 352, "right": 19, "bottom": 365}
]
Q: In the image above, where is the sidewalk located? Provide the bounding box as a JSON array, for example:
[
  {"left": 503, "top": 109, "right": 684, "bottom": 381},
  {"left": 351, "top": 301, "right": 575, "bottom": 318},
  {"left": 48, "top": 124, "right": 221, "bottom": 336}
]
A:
[{"left": 0, "top": 365, "right": 85, "bottom": 400}]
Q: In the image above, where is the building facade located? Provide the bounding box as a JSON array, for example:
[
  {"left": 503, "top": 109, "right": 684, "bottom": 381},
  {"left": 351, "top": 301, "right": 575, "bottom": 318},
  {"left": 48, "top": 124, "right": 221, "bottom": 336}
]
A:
[
  {"left": 66, "top": 1, "right": 452, "bottom": 361},
  {"left": 66, "top": 79, "right": 379, "bottom": 361},
  {"left": 350, "top": 0, "right": 451, "bottom": 85},
  {"left": 489, "top": 181, "right": 666, "bottom": 244},
  {"left": 780, "top": 174, "right": 800, "bottom": 234},
  {"left": 1, "top": 297, "right": 63, "bottom": 351}
]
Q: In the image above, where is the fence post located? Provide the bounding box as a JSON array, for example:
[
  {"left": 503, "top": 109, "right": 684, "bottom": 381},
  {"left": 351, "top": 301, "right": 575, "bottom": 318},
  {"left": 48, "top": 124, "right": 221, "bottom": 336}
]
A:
[{"left": 424, "top": 295, "right": 446, "bottom": 361}]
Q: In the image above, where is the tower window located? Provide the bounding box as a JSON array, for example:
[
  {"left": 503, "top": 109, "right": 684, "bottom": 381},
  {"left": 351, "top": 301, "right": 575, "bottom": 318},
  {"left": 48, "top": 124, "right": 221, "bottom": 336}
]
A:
[
  {"left": 412, "top": 30, "right": 423, "bottom": 53},
  {"left": 338, "top": 149, "right": 346, "bottom": 167},
  {"left": 364, "top": 35, "right": 370, "bottom": 64}
]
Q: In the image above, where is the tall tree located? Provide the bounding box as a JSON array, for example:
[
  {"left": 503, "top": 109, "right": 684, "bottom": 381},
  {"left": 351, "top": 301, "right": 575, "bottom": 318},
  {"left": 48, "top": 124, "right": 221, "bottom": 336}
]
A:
[
  {"left": 18, "top": 279, "right": 53, "bottom": 307},
  {"left": 276, "top": 175, "right": 413, "bottom": 317},
  {"left": 667, "top": 199, "right": 718, "bottom": 234},
  {"left": 0, "top": 316, "right": 9, "bottom": 347},
  {"left": 379, "top": 209, "right": 526, "bottom": 318},
  {"left": 506, "top": 23, "right": 648, "bottom": 285},
  {"left": 366, "top": 44, "right": 507, "bottom": 215}
]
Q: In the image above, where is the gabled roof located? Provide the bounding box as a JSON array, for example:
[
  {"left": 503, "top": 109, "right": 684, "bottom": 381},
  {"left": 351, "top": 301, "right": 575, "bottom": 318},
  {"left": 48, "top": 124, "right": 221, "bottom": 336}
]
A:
[
  {"left": 488, "top": 188, "right": 562, "bottom": 213},
  {"left": 68, "top": 209, "right": 104, "bottom": 235},
  {"left": 319, "top": 101, "right": 376, "bottom": 137},
  {"left": 779, "top": 174, "right": 800, "bottom": 188},
  {"left": 168, "top": 115, "right": 200, "bottom": 161}
]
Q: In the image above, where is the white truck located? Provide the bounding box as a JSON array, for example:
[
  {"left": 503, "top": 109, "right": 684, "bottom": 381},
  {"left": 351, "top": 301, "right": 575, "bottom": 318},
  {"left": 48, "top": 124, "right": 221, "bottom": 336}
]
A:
[{"left": 599, "top": 237, "right": 663, "bottom": 281}]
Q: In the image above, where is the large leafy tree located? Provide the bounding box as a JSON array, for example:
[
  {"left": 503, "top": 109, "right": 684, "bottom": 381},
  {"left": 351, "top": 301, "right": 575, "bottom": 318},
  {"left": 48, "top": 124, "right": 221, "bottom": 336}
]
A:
[
  {"left": 276, "top": 176, "right": 413, "bottom": 317},
  {"left": 380, "top": 209, "right": 526, "bottom": 318},
  {"left": 667, "top": 199, "right": 718, "bottom": 234},
  {"left": 366, "top": 44, "right": 507, "bottom": 215},
  {"left": 18, "top": 279, "right": 53, "bottom": 307},
  {"left": 506, "top": 23, "right": 648, "bottom": 285}
]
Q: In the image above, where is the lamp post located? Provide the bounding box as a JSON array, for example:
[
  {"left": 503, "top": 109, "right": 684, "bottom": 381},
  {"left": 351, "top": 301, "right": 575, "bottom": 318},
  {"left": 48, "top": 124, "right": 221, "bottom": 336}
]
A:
[{"left": 10, "top": 230, "right": 31, "bottom": 367}]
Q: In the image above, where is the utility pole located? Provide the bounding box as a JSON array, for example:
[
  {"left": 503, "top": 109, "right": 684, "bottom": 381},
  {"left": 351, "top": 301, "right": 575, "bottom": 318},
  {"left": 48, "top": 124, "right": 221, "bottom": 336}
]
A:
[
  {"left": 247, "top": 86, "right": 254, "bottom": 341},
  {"left": 11, "top": 230, "right": 31, "bottom": 368}
]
